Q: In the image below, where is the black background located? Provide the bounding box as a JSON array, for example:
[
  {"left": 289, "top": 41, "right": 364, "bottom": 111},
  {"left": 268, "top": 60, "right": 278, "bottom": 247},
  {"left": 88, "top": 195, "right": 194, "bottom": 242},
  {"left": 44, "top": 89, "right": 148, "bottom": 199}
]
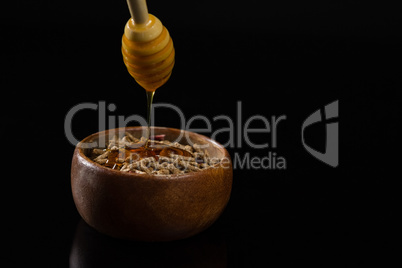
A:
[{"left": 2, "top": 0, "right": 401, "bottom": 266}]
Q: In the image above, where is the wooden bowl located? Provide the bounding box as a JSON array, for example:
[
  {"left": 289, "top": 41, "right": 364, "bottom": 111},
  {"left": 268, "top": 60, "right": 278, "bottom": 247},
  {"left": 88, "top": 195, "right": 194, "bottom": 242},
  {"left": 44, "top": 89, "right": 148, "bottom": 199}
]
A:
[{"left": 71, "top": 127, "right": 232, "bottom": 241}]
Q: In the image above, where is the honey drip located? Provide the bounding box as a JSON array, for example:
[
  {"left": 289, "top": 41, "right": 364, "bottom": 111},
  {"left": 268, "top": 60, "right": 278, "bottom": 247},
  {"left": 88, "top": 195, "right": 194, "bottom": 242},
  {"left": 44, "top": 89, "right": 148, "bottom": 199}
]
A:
[
  {"left": 145, "top": 90, "right": 155, "bottom": 147},
  {"left": 106, "top": 70, "right": 173, "bottom": 170},
  {"left": 105, "top": 141, "right": 192, "bottom": 170}
]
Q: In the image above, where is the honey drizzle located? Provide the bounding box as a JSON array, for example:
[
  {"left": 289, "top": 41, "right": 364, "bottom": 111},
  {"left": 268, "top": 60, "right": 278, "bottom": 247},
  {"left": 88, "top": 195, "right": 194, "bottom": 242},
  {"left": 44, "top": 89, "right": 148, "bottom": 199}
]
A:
[
  {"left": 145, "top": 90, "right": 155, "bottom": 148},
  {"left": 104, "top": 83, "right": 185, "bottom": 170}
]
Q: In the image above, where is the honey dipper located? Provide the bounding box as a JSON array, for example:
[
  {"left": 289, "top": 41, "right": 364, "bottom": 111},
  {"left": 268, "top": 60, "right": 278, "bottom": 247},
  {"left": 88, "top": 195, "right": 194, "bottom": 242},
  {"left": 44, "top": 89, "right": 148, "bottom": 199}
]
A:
[{"left": 122, "top": 0, "right": 175, "bottom": 92}]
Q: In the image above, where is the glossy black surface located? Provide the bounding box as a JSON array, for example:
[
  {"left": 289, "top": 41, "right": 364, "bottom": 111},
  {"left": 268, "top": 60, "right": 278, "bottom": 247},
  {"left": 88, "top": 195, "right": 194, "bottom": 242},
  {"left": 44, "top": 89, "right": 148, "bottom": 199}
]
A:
[{"left": 2, "top": 0, "right": 400, "bottom": 266}]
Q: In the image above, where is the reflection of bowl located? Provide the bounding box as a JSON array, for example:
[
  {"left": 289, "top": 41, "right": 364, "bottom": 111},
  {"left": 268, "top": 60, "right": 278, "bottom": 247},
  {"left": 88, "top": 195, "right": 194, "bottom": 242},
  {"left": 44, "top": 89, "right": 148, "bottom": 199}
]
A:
[
  {"left": 70, "top": 219, "right": 227, "bottom": 267},
  {"left": 71, "top": 127, "right": 232, "bottom": 241}
]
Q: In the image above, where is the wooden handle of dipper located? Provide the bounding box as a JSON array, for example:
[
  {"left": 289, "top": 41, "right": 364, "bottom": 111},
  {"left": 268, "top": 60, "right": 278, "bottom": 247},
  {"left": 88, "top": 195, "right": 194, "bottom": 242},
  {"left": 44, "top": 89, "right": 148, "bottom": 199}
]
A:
[{"left": 126, "top": 0, "right": 149, "bottom": 24}]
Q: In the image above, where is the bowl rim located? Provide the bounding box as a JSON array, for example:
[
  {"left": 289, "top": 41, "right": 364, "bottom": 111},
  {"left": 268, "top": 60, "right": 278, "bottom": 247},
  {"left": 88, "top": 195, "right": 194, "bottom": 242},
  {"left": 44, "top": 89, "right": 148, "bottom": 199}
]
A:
[{"left": 74, "top": 126, "right": 232, "bottom": 181}]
